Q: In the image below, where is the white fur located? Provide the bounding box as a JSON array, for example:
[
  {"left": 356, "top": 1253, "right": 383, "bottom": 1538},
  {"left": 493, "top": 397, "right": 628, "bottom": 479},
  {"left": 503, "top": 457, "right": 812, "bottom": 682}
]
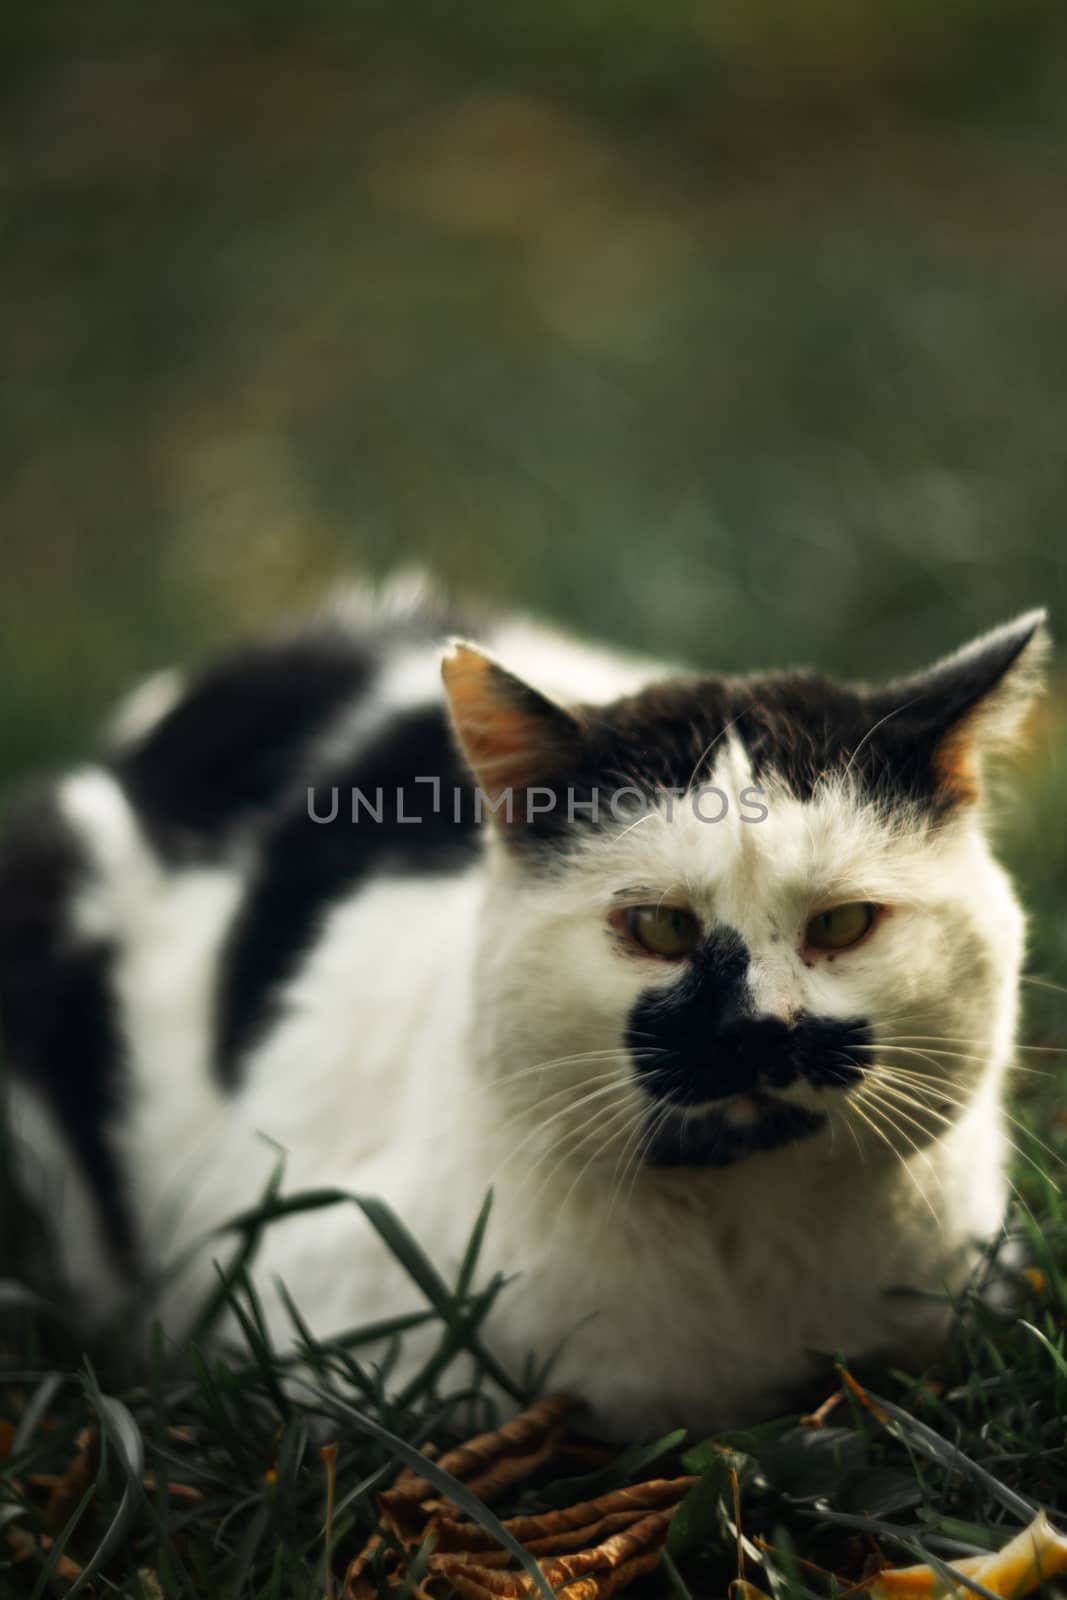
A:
[
  {"left": 15, "top": 610, "right": 1039, "bottom": 1436},
  {"left": 104, "top": 667, "right": 186, "bottom": 748}
]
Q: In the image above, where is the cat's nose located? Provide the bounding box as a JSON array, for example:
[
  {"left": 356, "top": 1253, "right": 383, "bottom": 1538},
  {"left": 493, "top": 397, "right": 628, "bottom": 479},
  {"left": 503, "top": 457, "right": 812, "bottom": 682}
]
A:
[
  {"left": 711, "top": 991, "right": 753, "bottom": 1035},
  {"left": 712, "top": 1011, "right": 797, "bottom": 1095}
]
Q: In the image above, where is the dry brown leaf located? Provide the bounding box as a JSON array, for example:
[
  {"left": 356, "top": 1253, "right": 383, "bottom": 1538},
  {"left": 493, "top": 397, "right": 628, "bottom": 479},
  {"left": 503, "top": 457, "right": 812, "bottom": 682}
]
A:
[
  {"left": 398, "top": 1394, "right": 577, "bottom": 1509},
  {"left": 6, "top": 1524, "right": 84, "bottom": 1586},
  {"left": 553, "top": 1548, "right": 673, "bottom": 1600},
  {"left": 432, "top": 1474, "right": 697, "bottom": 1557},
  {"left": 343, "top": 1396, "right": 693, "bottom": 1600},
  {"left": 377, "top": 1396, "right": 578, "bottom": 1546},
  {"left": 432, "top": 1508, "right": 649, "bottom": 1562},
  {"left": 344, "top": 1532, "right": 389, "bottom": 1599},
  {"left": 445, "top": 1541, "right": 667, "bottom": 1600},
  {"left": 435, "top": 1506, "right": 675, "bottom": 1590},
  {"left": 43, "top": 1427, "right": 96, "bottom": 1528},
  {"left": 141, "top": 1473, "right": 205, "bottom": 1503}
]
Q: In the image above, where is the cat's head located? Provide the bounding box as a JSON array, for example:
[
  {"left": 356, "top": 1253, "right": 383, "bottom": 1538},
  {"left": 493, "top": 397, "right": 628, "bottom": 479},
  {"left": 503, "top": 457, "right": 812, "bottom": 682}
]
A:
[{"left": 443, "top": 613, "right": 1048, "bottom": 1179}]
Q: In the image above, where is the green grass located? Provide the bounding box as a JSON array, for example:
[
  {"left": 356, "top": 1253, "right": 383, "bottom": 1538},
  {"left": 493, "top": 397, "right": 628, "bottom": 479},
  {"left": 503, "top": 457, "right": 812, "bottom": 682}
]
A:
[{"left": 1, "top": 1081, "right": 1065, "bottom": 1596}]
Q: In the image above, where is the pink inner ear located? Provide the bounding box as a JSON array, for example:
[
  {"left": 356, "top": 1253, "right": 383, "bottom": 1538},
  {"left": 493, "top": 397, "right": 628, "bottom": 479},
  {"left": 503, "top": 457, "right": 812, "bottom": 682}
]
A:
[
  {"left": 932, "top": 716, "right": 982, "bottom": 806},
  {"left": 932, "top": 677, "right": 1042, "bottom": 806},
  {"left": 442, "top": 645, "right": 564, "bottom": 804}
]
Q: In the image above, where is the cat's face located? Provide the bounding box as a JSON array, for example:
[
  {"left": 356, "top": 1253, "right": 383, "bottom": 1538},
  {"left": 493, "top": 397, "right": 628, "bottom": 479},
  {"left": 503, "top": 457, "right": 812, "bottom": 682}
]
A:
[{"left": 444, "top": 614, "right": 1046, "bottom": 1180}]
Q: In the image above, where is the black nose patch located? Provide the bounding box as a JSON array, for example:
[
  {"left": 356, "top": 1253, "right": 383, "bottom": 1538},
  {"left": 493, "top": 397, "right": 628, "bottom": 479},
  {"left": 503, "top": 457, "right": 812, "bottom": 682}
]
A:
[{"left": 625, "top": 926, "right": 869, "bottom": 1106}]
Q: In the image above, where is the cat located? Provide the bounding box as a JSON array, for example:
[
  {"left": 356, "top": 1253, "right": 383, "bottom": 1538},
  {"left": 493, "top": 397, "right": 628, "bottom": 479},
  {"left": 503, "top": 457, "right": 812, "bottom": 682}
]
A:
[{"left": 0, "top": 577, "right": 1049, "bottom": 1437}]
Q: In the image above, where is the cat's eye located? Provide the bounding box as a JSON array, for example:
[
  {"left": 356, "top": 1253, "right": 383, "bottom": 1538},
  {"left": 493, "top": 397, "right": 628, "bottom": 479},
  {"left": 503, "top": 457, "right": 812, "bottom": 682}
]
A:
[
  {"left": 805, "top": 901, "right": 877, "bottom": 952},
  {"left": 625, "top": 905, "right": 701, "bottom": 959}
]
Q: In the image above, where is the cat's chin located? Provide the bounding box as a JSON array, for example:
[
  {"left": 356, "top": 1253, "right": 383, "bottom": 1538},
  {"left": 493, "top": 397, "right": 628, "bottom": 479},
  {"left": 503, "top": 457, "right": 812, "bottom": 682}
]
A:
[{"left": 643, "top": 1092, "right": 827, "bottom": 1169}]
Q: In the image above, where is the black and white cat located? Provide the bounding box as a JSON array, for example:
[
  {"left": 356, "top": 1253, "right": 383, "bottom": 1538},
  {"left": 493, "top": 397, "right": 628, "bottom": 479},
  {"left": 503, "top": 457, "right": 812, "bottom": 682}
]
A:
[{"left": 0, "top": 578, "right": 1048, "bottom": 1434}]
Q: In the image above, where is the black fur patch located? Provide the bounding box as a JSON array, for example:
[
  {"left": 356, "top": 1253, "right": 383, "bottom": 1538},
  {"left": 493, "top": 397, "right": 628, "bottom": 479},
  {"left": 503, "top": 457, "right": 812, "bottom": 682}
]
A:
[
  {"left": 509, "top": 612, "right": 1044, "bottom": 845},
  {"left": 0, "top": 788, "right": 136, "bottom": 1271},
  {"left": 216, "top": 703, "right": 480, "bottom": 1083},
  {"left": 627, "top": 927, "right": 753, "bottom": 1102},
  {"left": 645, "top": 1098, "right": 827, "bottom": 1168},
  {"left": 625, "top": 925, "right": 869, "bottom": 1165},
  {"left": 112, "top": 632, "right": 375, "bottom": 860}
]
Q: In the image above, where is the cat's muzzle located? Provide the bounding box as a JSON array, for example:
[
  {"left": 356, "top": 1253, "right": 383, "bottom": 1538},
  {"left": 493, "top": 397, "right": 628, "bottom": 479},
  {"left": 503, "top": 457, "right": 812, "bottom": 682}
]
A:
[{"left": 636, "top": 1013, "right": 871, "bottom": 1169}]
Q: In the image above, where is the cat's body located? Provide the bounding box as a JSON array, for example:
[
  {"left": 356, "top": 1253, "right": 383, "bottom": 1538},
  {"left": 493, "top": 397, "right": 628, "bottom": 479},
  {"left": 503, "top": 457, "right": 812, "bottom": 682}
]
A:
[{"left": 0, "top": 581, "right": 1046, "bottom": 1435}]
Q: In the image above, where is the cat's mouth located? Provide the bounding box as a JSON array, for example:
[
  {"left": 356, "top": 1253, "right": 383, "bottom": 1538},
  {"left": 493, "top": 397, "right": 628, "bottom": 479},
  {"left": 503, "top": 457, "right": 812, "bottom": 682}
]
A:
[
  {"left": 644, "top": 1091, "right": 827, "bottom": 1169},
  {"left": 719, "top": 1091, "right": 778, "bottom": 1128}
]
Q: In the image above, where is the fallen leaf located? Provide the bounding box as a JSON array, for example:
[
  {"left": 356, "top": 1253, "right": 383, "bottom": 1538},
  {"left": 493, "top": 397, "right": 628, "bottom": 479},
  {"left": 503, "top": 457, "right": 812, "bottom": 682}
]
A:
[
  {"left": 43, "top": 1428, "right": 96, "bottom": 1528},
  {"left": 870, "top": 1511, "right": 1067, "bottom": 1600},
  {"left": 343, "top": 1396, "right": 695, "bottom": 1600}
]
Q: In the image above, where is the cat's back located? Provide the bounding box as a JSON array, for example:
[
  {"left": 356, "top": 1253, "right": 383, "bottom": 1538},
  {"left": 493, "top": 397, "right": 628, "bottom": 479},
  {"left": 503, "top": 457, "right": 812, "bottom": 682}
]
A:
[
  {"left": 0, "top": 582, "right": 662, "bottom": 1294},
  {"left": 0, "top": 588, "right": 464, "bottom": 1260}
]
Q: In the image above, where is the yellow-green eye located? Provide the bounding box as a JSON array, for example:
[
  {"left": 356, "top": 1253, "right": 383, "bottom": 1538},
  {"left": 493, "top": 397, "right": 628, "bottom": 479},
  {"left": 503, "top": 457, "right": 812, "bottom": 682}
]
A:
[
  {"left": 626, "top": 905, "right": 701, "bottom": 959},
  {"left": 805, "top": 901, "right": 877, "bottom": 952}
]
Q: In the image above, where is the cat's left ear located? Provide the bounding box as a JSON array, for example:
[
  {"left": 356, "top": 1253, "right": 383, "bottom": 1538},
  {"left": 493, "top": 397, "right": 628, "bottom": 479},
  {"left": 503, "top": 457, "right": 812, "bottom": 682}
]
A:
[
  {"left": 870, "top": 609, "right": 1050, "bottom": 803},
  {"left": 441, "top": 641, "right": 583, "bottom": 819}
]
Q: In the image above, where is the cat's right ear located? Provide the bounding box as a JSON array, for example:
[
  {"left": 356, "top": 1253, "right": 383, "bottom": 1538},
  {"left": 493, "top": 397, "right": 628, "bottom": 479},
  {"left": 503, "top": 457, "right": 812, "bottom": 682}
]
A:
[
  {"left": 868, "top": 609, "right": 1050, "bottom": 806},
  {"left": 441, "top": 642, "right": 583, "bottom": 818}
]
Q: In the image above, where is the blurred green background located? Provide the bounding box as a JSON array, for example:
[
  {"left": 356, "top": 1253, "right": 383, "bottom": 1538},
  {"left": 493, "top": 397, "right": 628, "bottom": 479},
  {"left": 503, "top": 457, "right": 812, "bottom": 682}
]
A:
[{"left": 2, "top": 2, "right": 1065, "bottom": 1031}]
